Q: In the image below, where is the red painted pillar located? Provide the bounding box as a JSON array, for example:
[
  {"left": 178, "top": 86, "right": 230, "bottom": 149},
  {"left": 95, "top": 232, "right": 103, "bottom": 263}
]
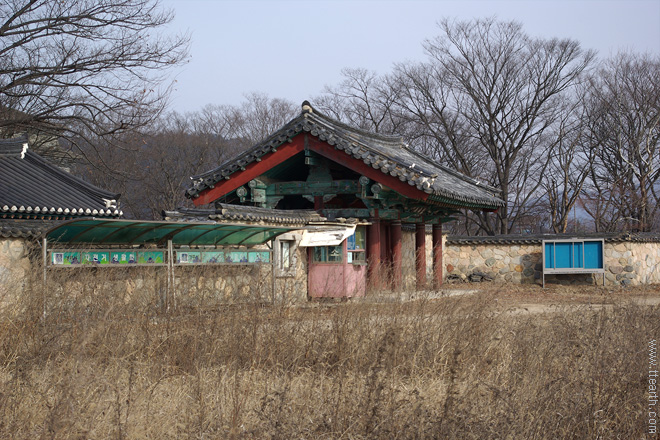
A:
[
  {"left": 380, "top": 222, "right": 389, "bottom": 287},
  {"left": 433, "top": 223, "right": 443, "bottom": 288},
  {"left": 391, "top": 221, "right": 402, "bottom": 290},
  {"left": 314, "top": 195, "right": 323, "bottom": 212},
  {"left": 368, "top": 218, "right": 381, "bottom": 288},
  {"left": 380, "top": 221, "right": 388, "bottom": 263},
  {"left": 416, "top": 223, "right": 426, "bottom": 289}
]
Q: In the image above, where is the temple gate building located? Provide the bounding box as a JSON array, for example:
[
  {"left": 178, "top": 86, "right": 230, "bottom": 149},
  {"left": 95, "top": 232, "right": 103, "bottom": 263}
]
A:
[{"left": 183, "top": 102, "right": 505, "bottom": 298}]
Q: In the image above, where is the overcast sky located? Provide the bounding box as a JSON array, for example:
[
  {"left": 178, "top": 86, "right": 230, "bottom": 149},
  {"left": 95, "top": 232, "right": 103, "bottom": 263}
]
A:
[{"left": 161, "top": 0, "right": 660, "bottom": 112}]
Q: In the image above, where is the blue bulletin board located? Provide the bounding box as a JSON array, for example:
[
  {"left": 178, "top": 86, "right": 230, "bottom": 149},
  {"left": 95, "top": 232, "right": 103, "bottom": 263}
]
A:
[{"left": 542, "top": 239, "right": 605, "bottom": 287}]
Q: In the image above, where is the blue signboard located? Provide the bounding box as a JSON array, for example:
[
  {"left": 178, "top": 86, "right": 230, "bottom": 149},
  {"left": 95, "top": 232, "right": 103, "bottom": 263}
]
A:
[{"left": 542, "top": 239, "right": 605, "bottom": 287}]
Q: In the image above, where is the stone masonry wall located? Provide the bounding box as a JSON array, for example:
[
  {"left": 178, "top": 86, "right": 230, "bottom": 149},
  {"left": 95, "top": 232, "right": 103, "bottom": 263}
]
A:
[
  {"left": 401, "top": 231, "right": 416, "bottom": 291},
  {"left": 0, "top": 238, "right": 33, "bottom": 307},
  {"left": 444, "top": 243, "right": 542, "bottom": 284},
  {"left": 275, "top": 232, "right": 308, "bottom": 304},
  {"left": 0, "top": 236, "right": 305, "bottom": 310},
  {"left": 401, "top": 230, "right": 441, "bottom": 291},
  {"left": 444, "top": 239, "right": 660, "bottom": 286},
  {"left": 605, "top": 241, "right": 660, "bottom": 286}
]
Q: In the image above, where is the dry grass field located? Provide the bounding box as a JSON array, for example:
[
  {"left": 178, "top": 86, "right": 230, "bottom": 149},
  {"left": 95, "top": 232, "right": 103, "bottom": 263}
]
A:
[{"left": 0, "top": 271, "right": 658, "bottom": 439}]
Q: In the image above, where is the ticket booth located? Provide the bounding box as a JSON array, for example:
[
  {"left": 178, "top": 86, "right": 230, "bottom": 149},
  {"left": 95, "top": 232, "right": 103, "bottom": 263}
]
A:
[{"left": 307, "top": 226, "right": 367, "bottom": 298}]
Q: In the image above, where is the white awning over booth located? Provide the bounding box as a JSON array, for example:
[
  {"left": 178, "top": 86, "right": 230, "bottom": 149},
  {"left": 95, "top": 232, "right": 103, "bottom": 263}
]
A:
[{"left": 298, "top": 225, "right": 356, "bottom": 247}]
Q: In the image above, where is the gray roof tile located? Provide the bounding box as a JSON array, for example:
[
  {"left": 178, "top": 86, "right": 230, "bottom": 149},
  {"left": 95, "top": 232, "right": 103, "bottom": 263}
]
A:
[
  {"left": 186, "top": 102, "right": 505, "bottom": 210},
  {"left": 164, "top": 204, "right": 324, "bottom": 226},
  {"left": 0, "top": 218, "right": 54, "bottom": 239},
  {"left": 0, "top": 137, "right": 122, "bottom": 219},
  {"left": 446, "top": 233, "right": 660, "bottom": 245}
]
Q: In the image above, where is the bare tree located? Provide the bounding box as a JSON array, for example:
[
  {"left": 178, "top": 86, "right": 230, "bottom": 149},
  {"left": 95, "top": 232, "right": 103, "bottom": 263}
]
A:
[
  {"left": 232, "top": 92, "right": 298, "bottom": 143},
  {"left": 584, "top": 52, "right": 660, "bottom": 232},
  {"left": 0, "top": 0, "right": 189, "bottom": 147},
  {"left": 541, "top": 95, "right": 595, "bottom": 233},
  {"left": 390, "top": 18, "right": 595, "bottom": 234},
  {"left": 76, "top": 94, "right": 298, "bottom": 219},
  {"left": 77, "top": 113, "right": 236, "bottom": 219},
  {"left": 316, "top": 68, "right": 408, "bottom": 135}
]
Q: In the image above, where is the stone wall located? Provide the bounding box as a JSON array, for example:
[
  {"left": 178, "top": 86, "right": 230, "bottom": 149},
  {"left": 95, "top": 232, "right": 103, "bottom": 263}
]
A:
[
  {"left": 400, "top": 230, "right": 442, "bottom": 290},
  {"left": 0, "top": 238, "right": 33, "bottom": 308},
  {"left": 0, "top": 235, "right": 307, "bottom": 309},
  {"left": 604, "top": 241, "right": 660, "bottom": 286},
  {"left": 274, "top": 232, "right": 308, "bottom": 303},
  {"left": 401, "top": 231, "right": 416, "bottom": 290},
  {"left": 444, "top": 236, "right": 660, "bottom": 286},
  {"left": 444, "top": 243, "right": 542, "bottom": 284},
  {"left": 0, "top": 238, "right": 31, "bottom": 285}
]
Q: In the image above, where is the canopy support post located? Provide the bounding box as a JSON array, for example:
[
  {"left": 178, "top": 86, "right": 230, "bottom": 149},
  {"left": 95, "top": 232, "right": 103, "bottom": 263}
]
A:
[
  {"left": 167, "top": 240, "right": 174, "bottom": 311},
  {"left": 42, "top": 237, "right": 47, "bottom": 319},
  {"left": 271, "top": 240, "right": 276, "bottom": 304}
]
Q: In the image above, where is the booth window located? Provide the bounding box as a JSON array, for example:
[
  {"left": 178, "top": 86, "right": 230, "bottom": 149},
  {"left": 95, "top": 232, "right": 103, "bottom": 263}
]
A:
[
  {"left": 313, "top": 245, "right": 343, "bottom": 263},
  {"left": 347, "top": 226, "right": 366, "bottom": 264}
]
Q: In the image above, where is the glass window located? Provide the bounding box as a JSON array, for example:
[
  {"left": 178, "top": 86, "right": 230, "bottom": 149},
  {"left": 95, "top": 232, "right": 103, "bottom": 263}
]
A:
[
  {"left": 328, "top": 245, "right": 342, "bottom": 262},
  {"left": 350, "top": 251, "right": 366, "bottom": 263},
  {"left": 312, "top": 245, "right": 343, "bottom": 263},
  {"left": 354, "top": 226, "right": 366, "bottom": 250},
  {"left": 313, "top": 246, "right": 326, "bottom": 262},
  {"left": 281, "top": 240, "right": 291, "bottom": 269},
  {"left": 346, "top": 226, "right": 366, "bottom": 250}
]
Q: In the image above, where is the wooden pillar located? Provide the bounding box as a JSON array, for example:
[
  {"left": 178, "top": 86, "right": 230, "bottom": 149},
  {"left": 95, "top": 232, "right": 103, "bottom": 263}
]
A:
[
  {"left": 433, "top": 223, "right": 443, "bottom": 288},
  {"left": 368, "top": 218, "right": 381, "bottom": 287},
  {"left": 391, "top": 221, "right": 402, "bottom": 290},
  {"left": 380, "top": 221, "right": 388, "bottom": 263},
  {"left": 380, "top": 221, "right": 389, "bottom": 287},
  {"left": 416, "top": 223, "right": 426, "bottom": 289},
  {"left": 314, "top": 195, "right": 324, "bottom": 211}
]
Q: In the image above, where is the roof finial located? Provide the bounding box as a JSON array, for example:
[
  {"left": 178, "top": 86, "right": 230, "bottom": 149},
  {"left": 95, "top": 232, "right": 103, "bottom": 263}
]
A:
[{"left": 301, "top": 100, "right": 313, "bottom": 113}]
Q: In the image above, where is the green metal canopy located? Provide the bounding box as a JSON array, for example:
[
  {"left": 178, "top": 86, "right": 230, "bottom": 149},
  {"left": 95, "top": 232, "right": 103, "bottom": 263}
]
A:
[{"left": 45, "top": 218, "right": 295, "bottom": 246}]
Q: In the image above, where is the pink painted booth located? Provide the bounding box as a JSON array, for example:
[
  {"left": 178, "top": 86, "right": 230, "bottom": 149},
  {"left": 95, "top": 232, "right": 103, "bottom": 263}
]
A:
[{"left": 308, "top": 226, "right": 367, "bottom": 298}]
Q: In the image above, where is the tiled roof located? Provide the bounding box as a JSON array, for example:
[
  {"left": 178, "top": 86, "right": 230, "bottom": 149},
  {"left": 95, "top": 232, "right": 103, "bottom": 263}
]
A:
[
  {"left": 446, "top": 233, "right": 660, "bottom": 245},
  {"left": 0, "top": 218, "right": 53, "bottom": 239},
  {"left": 164, "top": 204, "right": 325, "bottom": 226},
  {"left": 0, "top": 137, "right": 122, "bottom": 219},
  {"left": 0, "top": 224, "right": 43, "bottom": 239},
  {"left": 186, "top": 102, "right": 505, "bottom": 210}
]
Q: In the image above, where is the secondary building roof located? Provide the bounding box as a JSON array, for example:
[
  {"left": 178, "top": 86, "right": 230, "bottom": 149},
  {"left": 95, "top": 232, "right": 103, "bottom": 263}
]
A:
[
  {"left": 0, "top": 136, "right": 122, "bottom": 219},
  {"left": 0, "top": 218, "right": 46, "bottom": 239},
  {"left": 186, "top": 101, "right": 504, "bottom": 210},
  {"left": 164, "top": 203, "right": 325, "bottom": 226}
]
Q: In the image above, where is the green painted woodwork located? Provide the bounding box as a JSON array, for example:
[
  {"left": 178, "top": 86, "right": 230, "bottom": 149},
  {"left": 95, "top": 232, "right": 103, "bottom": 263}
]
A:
[
  {"left": 266, "top": 180, "right": 359, "bottom": 197},
  {"left": 304, "top": 149, "right": 322, "bottom": 166},
  {"left": 226, "top": 152, "right": 476, "bottom": 220}
]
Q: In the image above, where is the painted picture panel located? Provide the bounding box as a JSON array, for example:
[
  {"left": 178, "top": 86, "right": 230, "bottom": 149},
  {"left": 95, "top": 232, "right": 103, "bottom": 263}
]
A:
[
  {"left": 52, "top": 251, "right": 81, "bottom": 265},
  {"left": 82, "top": 251, "right": 110, "bottom": 265},
  {"left": 176, "top": 251, "right": 201, "bottom": 264},
  {"left": 202, "top": 251, "right": 224, "bottom": 263},
  {"left": 226, "top": 251, "right": 248, "bottom": 263},
  {"left": 248, "top": 251, "right": 270, "bottom": 263},
  {"left": 110, "top": 251, "right": 137, "bottom": 264},
  {"left": 138, "top": 251, "right": 164, "bottom": 264}
]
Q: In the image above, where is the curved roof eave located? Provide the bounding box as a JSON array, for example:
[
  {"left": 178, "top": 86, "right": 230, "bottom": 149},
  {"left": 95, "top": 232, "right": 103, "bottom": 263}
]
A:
[{"left": 186, "top": 102, "right": 505, "bottom": 210}]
